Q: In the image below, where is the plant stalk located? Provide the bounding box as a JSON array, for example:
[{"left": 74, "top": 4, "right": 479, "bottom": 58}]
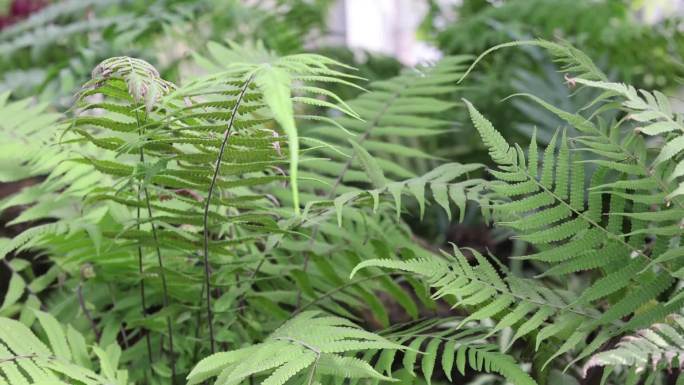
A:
[
  {"left": 202, "top": 74, "right": 254, "bottom": 354},
  {"left": 135, "top": 106, "right": 176, "bottom": 384}
]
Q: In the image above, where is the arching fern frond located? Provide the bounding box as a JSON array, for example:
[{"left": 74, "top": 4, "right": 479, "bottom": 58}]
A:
[
  {"left": 181, "top": 40, "right": 362, "bottom": 213},
  {"left": 459, "top": 39, "right": 607, "bottom": 86},
  {"left": 293, "top": 55, "right": 480, "bottom": 221},
  {"left": 464, "top": 100, "right": 679, "bottom": 333},
  {"left": 583, "top": 314, "right": 684, "bottom": 383},
  {"left": 187, "top": 311, "right": 400, "bottom": 385},
  {"left": 0, "top": 313, "right": 127, "bottom": 385},
  {"left": 351, "top": 244, "right": 607, "bottom": 368},
  {"left": 303, "top": 162, "right": 485, "bottom": 226},
  {"left": 364, "top": 320, "right": 538, "bottom": 385}
]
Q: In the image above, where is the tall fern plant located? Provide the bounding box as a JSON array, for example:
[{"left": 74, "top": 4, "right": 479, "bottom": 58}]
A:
[
  {"left": 56, "top": 43, "right": 371, "bottom": 382},
  {"left": 355, "top": 40, "right": 684, "bottom": 384}
]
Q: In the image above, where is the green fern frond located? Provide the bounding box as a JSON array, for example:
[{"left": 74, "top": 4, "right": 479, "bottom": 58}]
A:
[
  {"left": 294, "top": 55, "right": 479, "bottom": 222},
  {"left": 351, "top": 319, "right": 539, "bottom": 385},
  {"left": 583, "top": 313, "right": 684, "bottom": 380},
  {"left": 0, "top": 313, "right": 127, "bottom": 385},
  {"left": 351, "top": 245, "right": 604, "bottom": 358},
  {"left": 465, "top": 101, "right": 679, "bottom": 331},
  {"left": 187, "top": 311, "right": 400, "bottom": 385},
  {"left": 459, "top": 39, "right": 607, "bottom": 86}
]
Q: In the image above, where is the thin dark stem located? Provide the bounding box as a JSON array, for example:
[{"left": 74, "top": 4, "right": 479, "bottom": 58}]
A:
[
  {"left": 191, "top": 283, "right": 204, "bottom": 364},
  {"left": 134, "top": 104, "right": 175, "bottom": 384},
  {"left": 107, "top": 283, "right": 129, "bottom": 350},
  {"left": 130, "top": 86, "right": 155, "bottom": 370},
  {"left": 136, "top": 200, "right": 154, "bottom": 365},
  {"left": 77, "top": 283, "right": 100, "bottom": 342},
  {"left": 202, "top": 75, "right": 254, "bottom": 354},
  {"left": 0, "top": 354, "right": 44, "bottom": 364},
  {"left": 143, "top": 187, "right": 176, "bottom": 384}
]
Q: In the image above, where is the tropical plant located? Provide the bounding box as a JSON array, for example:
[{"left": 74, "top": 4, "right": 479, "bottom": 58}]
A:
[
  {"left": 352, "top": 40, "right": 684, "bottom": 384},
  {"left": 0, "top": 38, "right": 501, "bottom": 385},
  {"left": 3, "top": 6, "right": 684, "bottom": 383},
  {"left": 0, "top": 311, "right": 128, "bottom": 385}
]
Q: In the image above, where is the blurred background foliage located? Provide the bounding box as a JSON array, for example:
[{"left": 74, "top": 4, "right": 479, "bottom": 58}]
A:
[{"left": 423, "top": 0, "right": 684, "bottom": 144}]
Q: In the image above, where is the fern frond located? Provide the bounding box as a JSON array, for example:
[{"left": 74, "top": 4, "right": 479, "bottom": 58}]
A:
[
  {"left": 187, "top": 311, "right": 400, "bottom": 385},
  {"left": 583, "top": 313, "right": 684, "bottom": 380},
  {"left": 352, "top": 319, "right": 539, "bottom": 385},
  {"left": 459, "top": 39, "right": 607, "bottom": 86},
  {"left": 188, "top": 41, "right": 362, "bottom": 213},
  {"left": 465, "top": 101, "right": 679, "bottom": 332},
  {"left": 351, "top": 245, "right": 605, "bottom": 358},
  {"left": 294, "top": 55, "right": 480, "bottom": 222},
  {"left": 0, "top": 313, "right": 126, "bottom": 384}
]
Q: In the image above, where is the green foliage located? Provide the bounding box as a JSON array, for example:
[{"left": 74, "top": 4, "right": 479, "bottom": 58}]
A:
[
  {"left": 583, "top": 313, "right": 684, "bottom": 380},
  {"left": 296, "top": 55, "right": 483, "bottom": 222},
  {"left": 0, "top": 91, "right": 63, "bottom": 182},
  {"left": 352, "top": 245, "right": 605, "bottom": 374},
  {"left": 1, "top": 39, "right": 495, "bottom": 384},
  {"left": 359, "top": 319, "right": 537, "bottom": 385},
  {"left": 0, "top": 312, "right": 127, "bottom": 385},
  {"left": 4, "top": 3, "right": 684, "bottom": 383},
  {"left": 0, "top": 0, "right": 335, "bottom": 102},
  {"left": 188, "top": 311, "right": 400, "bottom": 385},
  {"left": 433, "top": 0, "right": 684, "bottom": 88},
  {"left": 448, "top": 38, "right": 684, "bottom": 384},
  {"left": 421, "top": 0, "right": 684, "bottom": 169}
]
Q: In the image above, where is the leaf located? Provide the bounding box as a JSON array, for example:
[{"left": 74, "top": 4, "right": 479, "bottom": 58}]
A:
[
  {"left": 256, "top": 67, "right": 300, "bottom": 214},
  {"left": 34, "top": 310, "right": 72, "bottom": 361},
  {"left": 421, "top": 337, "right": 441, "bottom": 384},
  {"left": 189, "top": 311, "right": 402, "bottom": 385},
  {"left": 0, "top": 273, "right": 25, "bottom": 311},
  {"left": 348, "top": 139, "right": 387, "bottom": 188}
]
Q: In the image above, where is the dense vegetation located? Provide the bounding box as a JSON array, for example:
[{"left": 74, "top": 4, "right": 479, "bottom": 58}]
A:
[{"left": 2, "top": 1, "right": 684, "bottom": 385}]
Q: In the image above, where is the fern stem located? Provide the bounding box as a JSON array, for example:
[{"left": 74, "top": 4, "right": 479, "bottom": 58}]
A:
[
  {"left": 136, "top": 202, "right": 154, "bottom": 366},
  {"left": 107, "top": 282, "right": 130, "bottom": 349},
  {"left": 305, "top": 356, "right": 320, "bottom": 385},
  {"left": 134, "top": 105, "right": 176, "bottom": 384},
  {"left": 202, "top": 75, "right": 255, "bottom": 354},
  {"left": 143, "top": 186, "right": 176, "bottom": 383},
  {"left": 77, "top": 283, "right": 100, "bottom": 342},
  {"left": 0, "top": 354, "right": 43, "bottom": 364}
]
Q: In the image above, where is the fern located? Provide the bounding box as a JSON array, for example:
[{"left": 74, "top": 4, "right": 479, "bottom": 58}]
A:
[
  {"left": 433, "top": 39, "right": 684, "bottom": 383},
  {"left": 187, "top": 311, "right": 400, "bottom": 385},
  {"left": 8, "top": 15, "right": 684, "bottom": 385},
  {"left": 16, "top": 43, "right": 363, "bottom": 380},
  {"left": 464, "top": 98, "right": 680, "bottom": 330},
  {"left": 351, "top": 245, "right": 607, "bottom": 364},
  {"left": 359, "top": 319, "right": 539, "bottom": 385},
  {"left": 583, "top": 314, "right": 684, "bottom": 383},
  {"left": 295, "top": 55, "right": 479, "bottom": 219},
  {"left": 175, "top": 40, "right": 362, "bottom": 213},
  {"left": 0, "top": 312, "right": 127, "bottom": 384}
]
